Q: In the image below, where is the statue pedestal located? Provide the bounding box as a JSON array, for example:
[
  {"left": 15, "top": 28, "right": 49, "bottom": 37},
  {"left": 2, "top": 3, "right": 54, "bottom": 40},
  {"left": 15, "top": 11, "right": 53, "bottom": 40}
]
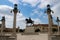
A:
[
  {"left": 21, "top": 27, "right": 39, "bottom": 35},
  {"left": 25, "top": 27, "right": 35, "bottom": 33}
]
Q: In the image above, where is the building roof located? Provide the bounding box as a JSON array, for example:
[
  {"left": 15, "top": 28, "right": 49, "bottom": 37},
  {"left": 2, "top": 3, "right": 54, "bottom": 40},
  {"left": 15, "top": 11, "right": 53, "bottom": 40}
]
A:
[{"left": 33, "top": 24, "right": 57, "bottom": 27}]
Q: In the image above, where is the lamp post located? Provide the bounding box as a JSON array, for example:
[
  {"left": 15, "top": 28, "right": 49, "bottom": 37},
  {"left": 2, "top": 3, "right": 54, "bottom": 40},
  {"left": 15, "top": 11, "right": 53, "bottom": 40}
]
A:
[
  {"left": 11, "top": 4, "right": 20, "bottom": 37},
  {"left": 45, "top": 4, "right": 54, "bottom": 40}
]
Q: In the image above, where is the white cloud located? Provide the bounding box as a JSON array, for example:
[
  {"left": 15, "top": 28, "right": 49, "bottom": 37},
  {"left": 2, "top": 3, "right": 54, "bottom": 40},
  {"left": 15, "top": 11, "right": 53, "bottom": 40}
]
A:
[
  {"left": 31, "top": 8, "right": 43, "bottom": 17},
  {"left": 8, "top": 0, "right": 20, "bottom": 4},
  {"left": 52, "top": 3, "right": 60, "bottom": 19},
  {"left": 0, "top": 5, "right": 13, "bottom": 27},
  {"left": 50, "top": 0, "right": 60, "bottom": 5},
  {"left": 22, "top": 0, "right": 50, "bottom": 8},
  {"left": 38, "top": 0, "right": 50, "bottom": 8},
  {"left": 0, "top": 5, "right": 13, "bottom": 9},
  {"left": 22, "top": 0, "right": 40, "bottom": 6},
  {"left": 8, "top": 0, "right": 60, "bottom": 8},
  {"left": 0, "top": 5, "right": 13, "bottom": 15},
  {"left": 31, "top": 9, "right": 39, "bottom": 16},
  {"left": 33, "top": 18, "right": 41, "bottom": 24},
  {"left": 38, "top": 0, "right": 60, "bottom": 9},
  {"left": 8, "top": 0, "right": 40, "bottom": 6}
]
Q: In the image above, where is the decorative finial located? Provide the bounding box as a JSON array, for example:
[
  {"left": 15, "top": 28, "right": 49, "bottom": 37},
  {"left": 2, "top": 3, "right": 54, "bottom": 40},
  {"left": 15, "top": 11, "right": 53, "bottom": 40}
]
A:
[
  {"left": 47, "top": 4, "right": 50, "bottom": 8},
  {"left": 11, "top": 4, "right": 20, "bottom": 13},
  {"left": 14, "top": 4, "right": 17, "bottom": 6},
  {"left": 14, "top": 4, "right": 17, "bottom": 9}
]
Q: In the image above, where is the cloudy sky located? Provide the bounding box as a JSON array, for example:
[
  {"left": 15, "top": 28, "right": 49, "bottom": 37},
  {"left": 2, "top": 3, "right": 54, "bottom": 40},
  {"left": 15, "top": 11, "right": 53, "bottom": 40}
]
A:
[{"left": 0, "top": 0, "right": 60, "bottom": 29}]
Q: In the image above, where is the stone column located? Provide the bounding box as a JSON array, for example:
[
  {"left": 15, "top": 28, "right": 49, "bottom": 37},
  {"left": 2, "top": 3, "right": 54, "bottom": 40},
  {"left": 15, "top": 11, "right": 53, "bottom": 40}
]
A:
[
  {"left": 1, "top": 19, "right": 3, "bottom": 35},
  {"left": 48, "top": 13, "right": 53, "bottom": 40},
  {"left": 1, "top": 16, "right": 5, "bottom": 35},
  {"left": 13, "top": 13, "right": 17, "bottom": 37},
  {"left": 56, "top": 17, "right": 60, "bottom": 35},
  {"left": 18, "top": 27, "right": 20, "bottom": 33},
  {"left": 45, "top": 4, "right": 54, "bottom": 40},
  {"left": 11, "top": 4, "right": 20, "bottom": 40},
  {"left": 2, "top": 16, "right": 5, "bottom": 30}
]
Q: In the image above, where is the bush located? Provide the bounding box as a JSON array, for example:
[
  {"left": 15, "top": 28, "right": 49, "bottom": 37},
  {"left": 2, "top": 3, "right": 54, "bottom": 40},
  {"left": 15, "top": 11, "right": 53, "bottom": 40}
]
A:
[
  {"left": 52, "top": 28, "right": 58, "bottom": 33},
  {"left": 35, "top": 29, "right": 40, "bottom": 32}
]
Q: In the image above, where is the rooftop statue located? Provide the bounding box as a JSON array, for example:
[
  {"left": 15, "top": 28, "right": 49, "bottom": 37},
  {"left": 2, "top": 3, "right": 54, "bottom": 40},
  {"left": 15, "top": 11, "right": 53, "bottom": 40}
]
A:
[{"left": 2, "top": 16, "right": 5, "bottom": 21}]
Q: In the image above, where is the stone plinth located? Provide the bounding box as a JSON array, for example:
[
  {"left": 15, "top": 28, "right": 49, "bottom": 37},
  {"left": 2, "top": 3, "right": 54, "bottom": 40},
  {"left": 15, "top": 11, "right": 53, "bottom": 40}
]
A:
[
  {"left": 22, "top": 27, "right": 39, "bottom": 35},
  {"left": 24, "top": 27, "right": 35, "bottom": 33}
]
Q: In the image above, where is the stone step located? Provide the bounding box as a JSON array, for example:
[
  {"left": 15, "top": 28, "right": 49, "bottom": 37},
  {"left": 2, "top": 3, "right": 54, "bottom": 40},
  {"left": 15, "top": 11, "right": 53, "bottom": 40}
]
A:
[
  {"left": 0, "top": 35, "right": 16, "bottom": 40},
  {"left": 52, "top": 35, "right": 60, "bottom": 40},
  {"left": 21, "top": 32, "right": 39, "bottom": 35}
]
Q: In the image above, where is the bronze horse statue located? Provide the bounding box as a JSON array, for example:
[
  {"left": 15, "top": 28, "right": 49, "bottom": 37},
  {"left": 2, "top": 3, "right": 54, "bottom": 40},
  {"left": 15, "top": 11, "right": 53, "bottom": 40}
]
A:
[{"left": 25, "top": 17, "right": 34, "bottom": 24}]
